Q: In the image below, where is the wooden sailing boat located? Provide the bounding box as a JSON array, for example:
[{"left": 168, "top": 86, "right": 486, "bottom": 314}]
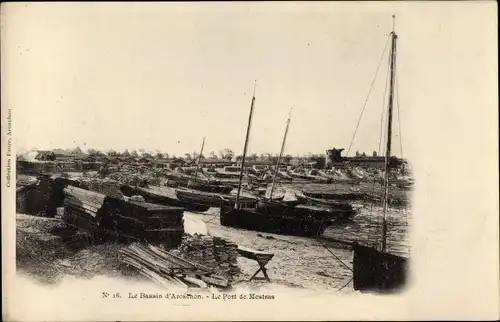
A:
[
  {"left": 220, "top": 84, "right": 355, "bottom": 237},
  {"left": 174, "top": 137, "right": 256, "bottom": 207},
  {"left": 191, "top": 136, "right": 206, "bottom": 181},
  {"left": 184, "top": 137, "right": 233, "bottom": 194},
  {"left": 352, "top": 16, "right": 408, "bottom": 292},
  {"left": 258, "top": 107, "right": 303, "bottom": 207},
  {"left": 166, "top": 137, "right": 233, "bottom": 194},
  {"left": 257, "top": 109, "right": 356, "bottom": 217}
]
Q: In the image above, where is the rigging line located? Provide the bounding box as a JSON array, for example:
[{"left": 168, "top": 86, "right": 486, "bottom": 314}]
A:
[
  {"left": 314, "top": 221, "right": 353, "bottom": 272},
  {"left": 381, "top": 83, "right": 391, "bottom": 160},
  {"left": 337, "top": 277, "right": 354, "bottom": 291},
  {"left": 203, "top": 212, "right": 219, "bottom": 224},
  {"left": 395, "top": 65, "right": 404, "bottom": 159},
  {"left": 346, "top": 34, "right": 391, "bottom": 157},
  {"left": 368, "top": 172, "right": 384, "bottom": 243},
  {"left": 392, "top": 48, "right": 409, "bottom": 230},
  {"left": 370, "top": 49, "right": 392, "bottom": 240},
  {"left": 317, "top": 237, "right": 353, "bottom": 272},
  {"left": 378, "top": 67, "right": 391, "bottom": 234}
]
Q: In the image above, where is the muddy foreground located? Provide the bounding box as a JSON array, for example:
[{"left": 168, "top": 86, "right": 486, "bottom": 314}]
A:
[{"left": 16, "top": 198, "right": 410, "bottom": 292}]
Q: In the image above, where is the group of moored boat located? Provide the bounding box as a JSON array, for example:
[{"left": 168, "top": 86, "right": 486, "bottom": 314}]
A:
[{"left": 120, "top": 178, "right": 360, "bottom": 238}]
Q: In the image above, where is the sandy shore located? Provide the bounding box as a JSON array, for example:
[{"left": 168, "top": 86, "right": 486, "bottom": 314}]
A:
[
  {"left": 16, "top": 198, "right": 410, "bottom": 292},
  {"left": 15, "top": 213, "right": 353, "bottom": 291},
  {"left": 200, "top": 210, "right": 354, "bottom": 291}
]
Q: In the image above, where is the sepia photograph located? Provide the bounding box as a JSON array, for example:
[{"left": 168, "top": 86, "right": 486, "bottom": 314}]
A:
[{"left": 2, "top": 2, "right": 498, "bottom": 321}]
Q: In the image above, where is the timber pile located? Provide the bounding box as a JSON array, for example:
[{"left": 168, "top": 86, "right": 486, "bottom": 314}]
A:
[
  {"left": 21, "top": 174, "right": 56, "bottom": 216},
  {"left": 16, "top": 184, "right": 37, "bottom": 214},
  {"left": 80, "top": 178, "right": 125, "bottom": 199},
  {"left": 120, "top": 243, "right": 230, "bottom": 289},
  {"left": 105, "top": 169, "right": 162, "bottom": 187},
  {"left": 15, "top": 175, "right": 62, "bottom": 216},
  {"left": 16, "top": 175, "right": 39, "bottom": 213},
  {"left": 176, "top": 234, "right": 240, "bottom": 279},
  {"left": 62, "top": 186, "right": 185, "bottom": 247},
  {"left": 43, "top": 176, "right": 124, "bottom": 217},
  {"left": 62, "top": 186, "right": 107, "bottom": 233}
]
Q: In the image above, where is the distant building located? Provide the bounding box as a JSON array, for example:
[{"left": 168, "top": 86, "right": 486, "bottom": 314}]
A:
[
  {"left": 325, "top": 148, "right": 345, "bottom": 168},
  {"left": 244, "top": 160, "right": 275, "bottom": 167},
  {"left": 325, "top": 147, "right": 404, "bottom": 169},
  {"left": 199, "top": 158, "right": 233, "bottom": 168},
  {"left": 346, "top": 156, "right": 386, "bottom": 169},
  {"left": 160, "top": 158, "right": 187, "bottom": 169}
]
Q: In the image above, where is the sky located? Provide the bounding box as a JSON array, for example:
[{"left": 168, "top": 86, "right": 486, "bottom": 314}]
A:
[{"left": 2, "top": 2, "right": 497, "bottom": 160}]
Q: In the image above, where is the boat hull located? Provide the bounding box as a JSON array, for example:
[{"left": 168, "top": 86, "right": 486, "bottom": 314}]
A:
[
  {"left": 186, "top": 180, "right": 233, "bottom": 194},
  {"left": 256, "top": 200, "right": 357, "bottom": 222},
  {"left": 352, "top": 243, "right": 408, "bottom": 293},
  {"left": 220, "top": 204, "right": 331, "bottom": 237},
  {"left": 176, "top": 189, "right": 258, "bottom": 208}
]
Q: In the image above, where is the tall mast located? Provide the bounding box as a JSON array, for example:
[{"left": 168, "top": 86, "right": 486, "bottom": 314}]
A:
[
  {"left": 269, "top": 106, "right": 293, "bottom": 201},
  {"left": 193, "top": 136, "right": 206, "bottom": 180},
  {"left": 235, "top": 81, "right": 257, "bottom": 209},
  {"left": 381, "top": 15, "right": 398, "bottom": 252}
]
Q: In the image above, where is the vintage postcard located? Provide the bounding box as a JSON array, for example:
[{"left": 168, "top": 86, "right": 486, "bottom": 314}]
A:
[{"left": 2, "top": 2, "right": 498, "bottom": 321}]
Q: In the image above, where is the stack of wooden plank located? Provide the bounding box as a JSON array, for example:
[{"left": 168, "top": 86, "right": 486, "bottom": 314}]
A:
[
  {"left": 105, "top": 198, "right": 185, "bottom": 247},
  {"left": 62, "top": 185, "right": 185, "bottom": 247},
  {"left": 213, "top": 237, "right": 240, "bottom": 277},
  {"left": 80, "top": 178, "right": 125, "bottom": 200},
  {"left": 177, "top": 234, "right": 241, "bottom": 279},
  {"left": 45, "top": 176, "right": 79, "bottom": 216},
  {"left": 120, "top": 243, "right": 230, "bottom": 289},
  {"left": 62, "top": 185, "right": 107, "bottom": 233},
  {"left": 15, "top": 175, "right": 54, "bottom": 216},
  {"left": 16, "top": 184, "right": 36, "bottom": 214}
]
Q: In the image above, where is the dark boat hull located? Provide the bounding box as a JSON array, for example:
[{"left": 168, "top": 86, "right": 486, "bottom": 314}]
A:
[
  {"left": 256, "top": 200, "right": 357, "bottom": 222},
  {"left": 120, "top": 185, "right": 211, "bottom": 212},
  {"left": 186, "top": 180, "right": 234, "bottom": 194},
  {"left": 220, "top": 204, "right": 330, "bottom": 237},
  {"left": 176, "top": 189, "right": 258, "bottom": 208},
  {"left": 352, "top": 243, "right": 408, "bottom": 293},
  {"left": 257, "top": 198, "right": 303, "bottom": 209},
  {"left": 165, "top": 175, "right": 233, "bottom": 194}
]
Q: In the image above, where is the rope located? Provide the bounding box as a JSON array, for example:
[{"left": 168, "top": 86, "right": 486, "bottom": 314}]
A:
[
  {"left": 316, "top": 236, "right": 353, "bottom": 272},
  {"left": 396, "top": 66, "right": 404, "bottom": 159},
  {"left": 311, "top": 219, "right": 353, "bottom": 273},
  {"left": 312, "top": 220, "right": 355, "bottom": 293},
  {"left": 312, "top": 218, "right": 355, "bottom": 292},
  {"left": 394, "top": 65, "right": 410, "bottom": 231},
  {"left": 368, "top": 178, "right": 382, "bottom": 246},
  {"left": 203, "top": 212, "right": 219, "bottom": 224},
  {"left": 338, "top": 277, "right": 354, "bottom": 291},
  {"left": 362, "top": 54, "right": 391, "bottom": 245},
  {"left": 346, "top": 34, "right": 391, "bottom": 157}
]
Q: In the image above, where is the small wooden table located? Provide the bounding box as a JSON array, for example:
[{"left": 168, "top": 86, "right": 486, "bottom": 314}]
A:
[{"left": 237, "top": 246, "right": 275, "bottom": 282}]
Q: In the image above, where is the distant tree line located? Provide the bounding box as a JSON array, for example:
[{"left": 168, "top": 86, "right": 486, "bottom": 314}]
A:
[{"left": 27, "top": 146, "right": 331, "bottom": 168}]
